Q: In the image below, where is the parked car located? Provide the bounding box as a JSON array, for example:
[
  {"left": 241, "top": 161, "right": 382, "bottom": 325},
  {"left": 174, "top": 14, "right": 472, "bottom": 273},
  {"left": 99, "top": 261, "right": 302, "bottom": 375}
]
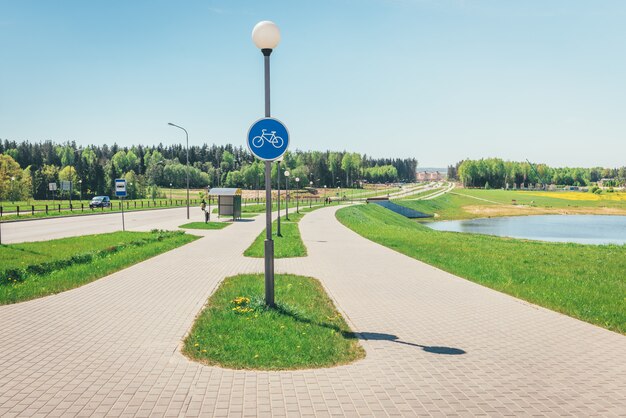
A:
[{"left": 89, "top": 196, "right": 111, "bottom": 208}]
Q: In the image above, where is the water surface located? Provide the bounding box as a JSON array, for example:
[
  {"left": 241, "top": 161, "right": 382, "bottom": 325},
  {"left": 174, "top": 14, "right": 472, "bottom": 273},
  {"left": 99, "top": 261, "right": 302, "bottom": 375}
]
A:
[{"left": 425, "top": 215, "right": 626, "bottom": 245}]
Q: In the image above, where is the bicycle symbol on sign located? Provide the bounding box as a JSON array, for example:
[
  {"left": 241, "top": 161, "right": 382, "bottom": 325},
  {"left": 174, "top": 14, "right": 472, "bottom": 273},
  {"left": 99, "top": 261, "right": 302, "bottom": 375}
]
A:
[{"left": 252, "top": 129, "right": 284, "bottom": 149}]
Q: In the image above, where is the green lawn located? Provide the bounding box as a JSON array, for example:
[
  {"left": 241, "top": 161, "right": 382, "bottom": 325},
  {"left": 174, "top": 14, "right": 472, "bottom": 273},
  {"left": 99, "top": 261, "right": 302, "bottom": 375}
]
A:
[
  {"left": 183, "top": 273, "right": 365, "bottom": 370},
  {"left": 179, "top": 222, "right": 230, "bottom": 230},
  {"left": 244, "top": 205, "right": 329, "bottom": 258},
  {"left": 244, "top": 211, "right": 308, "bottom": 258},
  {"left": 0, "top": 230, "right": 198, "bottom": 304},
  {"left": 336, "top": 204, "right": 626, "bottom": 334}
]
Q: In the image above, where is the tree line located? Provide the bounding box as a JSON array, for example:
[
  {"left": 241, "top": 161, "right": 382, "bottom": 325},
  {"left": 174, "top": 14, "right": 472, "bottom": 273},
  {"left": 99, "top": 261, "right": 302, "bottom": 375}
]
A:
[
  {"left": 0, "top": 139, "right": 417, "bottom": 201},
  {"left": 447, "top": 158, "right": 626, "bottom": 189}
]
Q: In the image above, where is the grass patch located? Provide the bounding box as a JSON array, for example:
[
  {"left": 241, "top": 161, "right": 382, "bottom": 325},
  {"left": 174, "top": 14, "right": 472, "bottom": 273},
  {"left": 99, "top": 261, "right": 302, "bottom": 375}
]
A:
[
  {"left": 337, "top": 204, "right": 626, "bottom": 334},
  {"left": 179, "top": 222, "right": 230, "bottom": 230},
  {"left": 244, "top": 206, "right": 326, "bottom": 258},
  {"left": 0, "top": 230, "right": 198, "bottom": 304},
  {"left": 183, "top": 273, "right": 365, "bottom": 370}
]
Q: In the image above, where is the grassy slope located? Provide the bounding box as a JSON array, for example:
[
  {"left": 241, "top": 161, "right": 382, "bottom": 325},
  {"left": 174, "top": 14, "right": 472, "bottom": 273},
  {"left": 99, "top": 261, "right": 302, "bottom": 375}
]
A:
[
  {"left": 337, "top": 204, "right": 626, "bottom": 334},
  {"left": 183, "top": 273, "right": 365, "bottom": 370},
  {"left": 397, "top": 192, "right": 495, "bottom": 220},
  {"left": 0, "top": 231, "right": 198, "bottom": 304}
]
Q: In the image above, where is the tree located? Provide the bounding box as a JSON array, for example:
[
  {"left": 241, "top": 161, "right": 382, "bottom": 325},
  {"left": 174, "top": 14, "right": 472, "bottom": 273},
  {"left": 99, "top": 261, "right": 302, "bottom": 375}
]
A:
[{"left": 0, "top": 154, "right": 23, "bottom": 200}]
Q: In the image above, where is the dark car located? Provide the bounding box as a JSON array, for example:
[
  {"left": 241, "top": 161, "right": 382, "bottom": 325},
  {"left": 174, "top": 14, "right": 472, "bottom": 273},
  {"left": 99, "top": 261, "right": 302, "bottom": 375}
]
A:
[{"left": 89, "top": 196, "right": 111, "bottom": 208}]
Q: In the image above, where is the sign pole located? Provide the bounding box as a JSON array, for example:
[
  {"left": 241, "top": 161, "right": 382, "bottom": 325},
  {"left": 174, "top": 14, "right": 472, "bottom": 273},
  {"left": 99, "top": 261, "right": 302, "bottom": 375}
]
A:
[
  {"left": 263, "top": 48, "right": 275, "bottom": 308},
  {"left": 250, "top": 22, "right": 287, "bottom": 309},
  {"left": 115, "top": 179, "right": 127, "bottom": 232},
  {"left": 121, "top": 197, "right": 125, "bottom": 231}
]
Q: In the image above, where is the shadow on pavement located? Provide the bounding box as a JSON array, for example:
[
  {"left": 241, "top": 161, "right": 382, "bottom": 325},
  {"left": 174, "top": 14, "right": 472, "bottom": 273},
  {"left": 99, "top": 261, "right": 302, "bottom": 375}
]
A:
[
  {"left": 268, "top": 304, "right": 466, "bottom": 356},
  {"left": 357, "top": 332, "right": 466, "bottom": 355}
]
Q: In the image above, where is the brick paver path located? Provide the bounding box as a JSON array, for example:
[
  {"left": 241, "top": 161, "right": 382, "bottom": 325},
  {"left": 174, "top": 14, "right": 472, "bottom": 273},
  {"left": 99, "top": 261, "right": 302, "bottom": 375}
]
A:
[{"left": 1, "top": 205, "right": 625, "bottom": 416}]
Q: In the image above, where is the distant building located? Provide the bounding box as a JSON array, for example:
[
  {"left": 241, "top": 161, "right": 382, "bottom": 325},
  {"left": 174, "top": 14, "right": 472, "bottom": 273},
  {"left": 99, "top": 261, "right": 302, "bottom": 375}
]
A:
[{"left": 416, "top": 171, "right": 445, "bottom": 182}]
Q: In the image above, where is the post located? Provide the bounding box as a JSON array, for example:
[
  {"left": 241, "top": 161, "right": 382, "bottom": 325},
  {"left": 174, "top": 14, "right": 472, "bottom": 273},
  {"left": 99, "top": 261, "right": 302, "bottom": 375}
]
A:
[
  {"left": 167, "top": 124, "right": 190, "bottom": 219},
  {"left": 186, "top": 130, "right": 190, "bottom": 220},
  {"left": 69, "top": 165, "right": 73, "bottom": 209},
  {"left": 285, "top": 174, "right": 289, "bottom": 220},
  {"left": 121, "top": 198, "right": 125, "bottom": 231},
  {"left": 277, "top": 160, "right": 282, "bottom": 237},
  {"left": 263, "top": 49, "right": 275, "bottom": 307}
]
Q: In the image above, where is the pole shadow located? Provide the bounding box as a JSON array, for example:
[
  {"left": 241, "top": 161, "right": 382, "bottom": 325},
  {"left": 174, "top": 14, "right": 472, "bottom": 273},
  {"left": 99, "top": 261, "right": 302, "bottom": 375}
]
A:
[
  {"left": 357, "top": 332, "right": 466, "bottom": 355},
  {"left": 265, "top": 304, "right": 466, "bottom": 356}
]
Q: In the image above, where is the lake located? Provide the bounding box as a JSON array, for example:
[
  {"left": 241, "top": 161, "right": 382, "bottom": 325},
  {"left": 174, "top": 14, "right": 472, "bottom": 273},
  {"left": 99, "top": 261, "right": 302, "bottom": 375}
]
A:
[{"left": 425, "top": 215, "right": 626, "bottom": 245}]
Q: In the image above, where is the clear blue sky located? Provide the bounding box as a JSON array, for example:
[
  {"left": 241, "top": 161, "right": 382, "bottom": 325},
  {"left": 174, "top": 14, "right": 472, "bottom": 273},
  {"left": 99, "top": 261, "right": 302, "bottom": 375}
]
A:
[{"left": 1, "top": 0, "right": 625, "bottom": 168}]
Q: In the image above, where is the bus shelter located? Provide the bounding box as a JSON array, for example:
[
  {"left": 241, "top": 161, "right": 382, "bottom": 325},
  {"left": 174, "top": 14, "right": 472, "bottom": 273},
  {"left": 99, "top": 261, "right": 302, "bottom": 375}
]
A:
[{"left": 208, "top": 188, "right": 242, "bottom": 221}]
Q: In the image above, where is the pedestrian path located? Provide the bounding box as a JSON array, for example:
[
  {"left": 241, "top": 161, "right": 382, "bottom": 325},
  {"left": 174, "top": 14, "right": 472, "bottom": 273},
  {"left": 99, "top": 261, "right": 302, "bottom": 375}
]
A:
[{"left": 0, "top": 205, "right": 624, "bottom": 416}]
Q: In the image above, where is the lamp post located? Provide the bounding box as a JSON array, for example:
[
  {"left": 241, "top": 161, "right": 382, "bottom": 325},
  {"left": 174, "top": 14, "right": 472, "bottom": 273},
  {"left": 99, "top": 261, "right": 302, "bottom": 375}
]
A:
[
  {"left": 130, "top": 182, "right": 133, "bottom": 200},
  {"left": 169, "top": 183, "right": 172, "bottom": 200},
  {"left": 309, "top": 181, "right": 313, "bottom": 207},
  {"left": 10, "top": 176, "right": 16, "bottom": 204},
  {"left": 284, "top": 170, "right": 290, "bottom": 220},
  {"left": 79, "top": 180, "right": 83, "bottom": 202},
  {"left": 295, "top": 177, "right": 300, "bottom": 213},
  {"left": 276, "top": 157, "right": 282, "bottom": 237},
  {"left": 167, "top": 122, "right": 190, "bottom": 219},
  {"left": 253, "top": 20, "right": 281, "bottom": 307}
]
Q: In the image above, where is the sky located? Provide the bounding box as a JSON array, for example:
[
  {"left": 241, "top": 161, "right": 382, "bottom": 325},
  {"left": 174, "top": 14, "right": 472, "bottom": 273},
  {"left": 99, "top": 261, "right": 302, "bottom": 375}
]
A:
[{"left": 1, "top": 0, "right": 625, "bottom": 168}]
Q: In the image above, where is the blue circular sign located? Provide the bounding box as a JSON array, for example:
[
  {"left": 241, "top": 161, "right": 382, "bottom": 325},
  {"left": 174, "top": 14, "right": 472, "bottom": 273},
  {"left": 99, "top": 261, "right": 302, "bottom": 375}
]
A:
[{"left": 247, "top": 117, "right": 289, "bottom": 161}]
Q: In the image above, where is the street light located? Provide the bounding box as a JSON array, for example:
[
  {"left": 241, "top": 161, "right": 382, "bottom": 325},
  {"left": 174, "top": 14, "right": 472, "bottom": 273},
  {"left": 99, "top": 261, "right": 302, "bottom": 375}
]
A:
[
  {"left": 169, "top": 183, "right": 173, "bottom": 200},
  {"left": 167, "top": 122, "right": 190, "bottom": 219},
  {"left": 295, "top": 177, "right": 300, "bottom": 213},
  {"left": 10, "top": 176, "right": 16, "bottom": 204},
  {"left": 253, "top": 20, "right": 281, "bottom": 307},
  {"left": 276, "top": 156, "right": 282, "bottom": 237},
  {"left": 284, "top": 170, "right": 290, "bottom": 220},
  {"left": 79, "top": 179, "right": 83, "bottom": 202}
]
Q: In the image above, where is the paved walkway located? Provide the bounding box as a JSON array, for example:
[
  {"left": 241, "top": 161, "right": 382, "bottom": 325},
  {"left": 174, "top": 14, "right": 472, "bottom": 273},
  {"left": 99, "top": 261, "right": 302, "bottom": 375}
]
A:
[
  {"left": 1, "top": 207, "right": 192, "bottom": 244},
  {"left": 0, "top": 206, "right": 625, "bottom": 416}
]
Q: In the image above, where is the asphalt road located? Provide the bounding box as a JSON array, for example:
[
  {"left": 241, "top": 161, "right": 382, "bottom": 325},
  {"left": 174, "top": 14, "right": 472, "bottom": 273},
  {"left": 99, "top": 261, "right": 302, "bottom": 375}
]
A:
[{"left": 1, "top": 207, "right": 205, "bottom": 244}]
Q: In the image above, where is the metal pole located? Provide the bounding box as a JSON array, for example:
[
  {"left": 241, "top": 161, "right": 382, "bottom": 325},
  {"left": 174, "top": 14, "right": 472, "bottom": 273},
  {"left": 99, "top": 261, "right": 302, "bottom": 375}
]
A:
[
  {"left": 262, "top": 48, "right": 275, "bottom": 307},
  {"left": 167, "top": 123, "right": 190, "bottom": 219},
  {"left": 121, "top": 198, "right": 125, "bottom": 231},
  {"left": 296, "top": 180, "right": 299, "bottom": 213},
  {"left": 69, "top": 165, "right": 73, "bottom": 209},
  {"left": 186, "top": 129, "right": 190, "bottom": 220},
  {"left": 277, "top": 160, "right": 282, "bottom": 237},
  {"left": 285, "top": 174, "right": 289, "bottom": 220}
]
